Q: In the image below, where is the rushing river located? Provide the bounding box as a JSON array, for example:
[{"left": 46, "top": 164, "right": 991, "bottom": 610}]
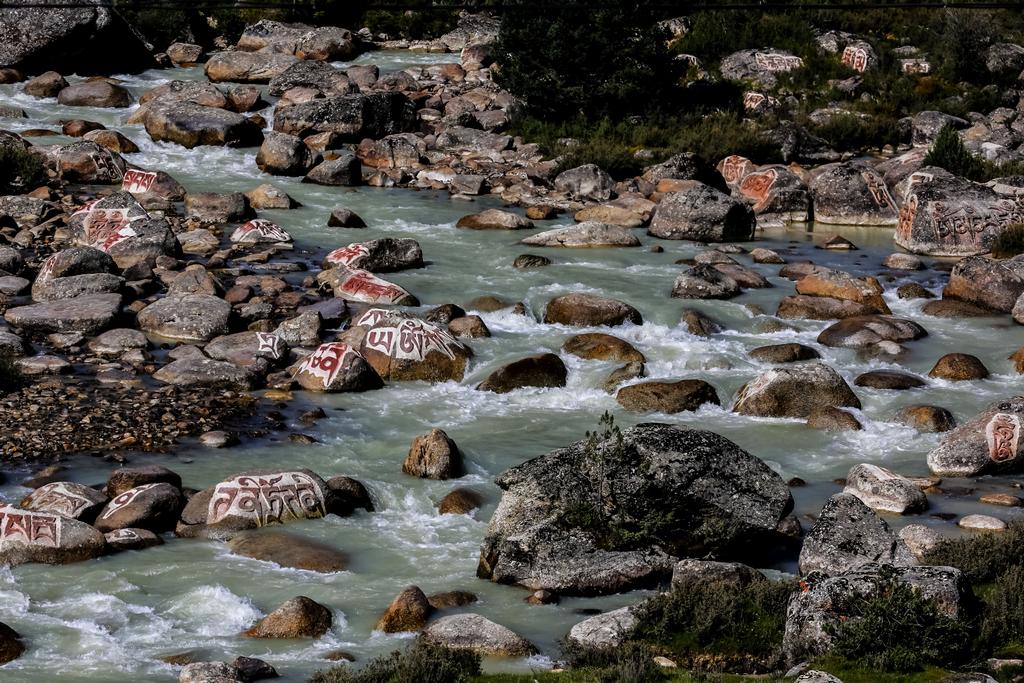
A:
[{"left": 1, "top": 50, "right": 1023, "bottom": 682}]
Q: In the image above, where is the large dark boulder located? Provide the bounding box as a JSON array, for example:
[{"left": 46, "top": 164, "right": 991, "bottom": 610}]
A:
[
  {"left": 0, "top": 1, "right": 155, "bottom": 75},
  {"left": 649, "top": 183, "right": 756, "bottom": 242},
  {"left": 273, "top": 92, "right": 417, "bottom": 141},
  {"left": 139, "top": 101, "right": 264, "bottom": 149},
  {"left": 477, "top": 423, "right": 793, "bottom": 595}
]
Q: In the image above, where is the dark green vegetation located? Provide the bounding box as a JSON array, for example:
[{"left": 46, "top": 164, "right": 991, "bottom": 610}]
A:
[
  {"left": 0, "top": 144, "right": 45, "bottom": 195},
  {"left": 825, "top": 567, "right": 973, "bottom": 673},
  {"left": 310, "top": 640, "right": 480, "bottom": 683},
  {"left": 498, "top": 4, "right": 1024, "bottom": 171},
  {"left": 925, "top": 125, "right": 1024, "bottom": 183},
  {"left": 923, "top": 521, "right": 1024, "bottom": 661},
  {"left": 631, "top": 578, "right": 793, "bottom": 673}
]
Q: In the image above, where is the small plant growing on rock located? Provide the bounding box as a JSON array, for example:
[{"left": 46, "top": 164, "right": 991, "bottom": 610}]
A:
[
  {"left": 309, "top": 639, "right": 480, "bottom": 683},
  {"left": 990, "top": 224, "right": 1024, "bottom": 259},
  {"left": 825, "top": 566, "right": 973, "bottom": 673}
]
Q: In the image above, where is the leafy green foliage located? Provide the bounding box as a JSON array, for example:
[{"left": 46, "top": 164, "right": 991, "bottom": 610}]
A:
[
  {"left": 0, "top": 145, "right": 45, "bottom": 195},
  {"left": 512, "top": 112, "right": 781, "bottom": 178},
  {"left": 631, "top": 578, "right": 793, "bottom": 673},
  {"left": 562, "top": 640, "right": 667, "bottom": 683},
  {"left": 924, "top": 124, "right": 990, "bottom": 181},
  {"left": 825, "top": 568, "right": 973, "bottom": 673},
  {"left": 991, "top": 224, "right": 1024, "bottom": 259},
  {"left": 808, "top": 114, "right": 902, "bottom": 154},
  {"left": 924, "top": 520, "right": 1024, "bottom": 584},
  {"left": 494, "top": 0, "right": 682, "bottom": 121},
  {"left": 310, "top": 640, "right": 480, "bottom": 683},
  {"left": 980, "top": 564, "right": 1024, "bottom": 655},
  {"left": 924, "top": 124, "right": 1024, "bottom": 183}
]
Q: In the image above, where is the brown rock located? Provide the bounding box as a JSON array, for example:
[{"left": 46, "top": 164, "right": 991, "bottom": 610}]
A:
[
  {"left": 1011, "top": 346, "right": 1024, "bottom": 374},
  {"left": 562, "top": 333, "right": 644, "bottom": 363},
  {"left": 0, "top": 622, "right": 25, "bottom": 664},
  {"left": 543, "top": 293, "right": 642, "bottom": 327},
  {"left": 24, "top": 71, "right": 67, "bottom": 98},
  {"left": 245, "top": 596, "right": 332, "bottom": 638},
  {"left": 438, "top": 487, "right": 484, "bottom": 515},
  {"left": 749, "top": 343, "right": 820, "bottom": 363},
  {"left": 375, "top": 586, "right": 432, "bottom": 633},
  {"left": 403, "top": 428, "right": 463, "bottom": 480},
  {"left": 616, "top": 379, "right": 720, "bottom": 413},
  {"left": 227, "top": 530, "right": 348, "bottom": 572},
  {"left": 476, "top": 353, "right": 568, "bottom": 393},
  {"left": 681, "top": 309, "right": 721, "bottom": 337},
  {"left": 104, "top": 465, "right": 182, "bottom": 497},
  {"left": 427, "top": 591, "right": 478, "bottom": 610},
  {"left": 928, "top": 353, "right": 989, "bottom": 381},
  {"left": 448, "top": 315, "right": 490, "bottom": 339},
  {"left": 896, "top": 283, "right": 935, "bottom": 300},
  {"left": 922, "top": 299, "right": 995, "bottom": 318},
  {"left": 776, "top": 295, "right": 878, "bottom": 320},
  {"left": 893, "top": 405, "right": 956, "bottom": 433},
  {"left": 807, "top": 406, "right": 862, "bottom": 431},
  {"left": 980, "top": 493, "right": 1021, "bottom": 507},
  {"left": 795, "top": 269, "right": 890, "bottom": 314},
  {"left": 525, "top": 205, "right": 556, "bottom": 220}
]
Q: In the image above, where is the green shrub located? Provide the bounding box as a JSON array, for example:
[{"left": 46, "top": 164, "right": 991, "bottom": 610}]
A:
[
  {"left": 825, "top": 567, "right": 973, "bottom": 673},
  {"left": 810, "top": 114, "right": 903, "bottom": 153},
  {"left": 310, "top": 640, "right": 481, "bottom": 683},
  {"left": 991, "top": 224, "right": 1024, "bottom": 259},
  {"left": 494, "top": 0, "right": 682, "bottom": 121},
  {"left": 980, "top": 564, "right": 1024, "bottom": 655},
  {"left": 561, "top": 640, "right": 666, "bottom": 683},
  {"left": 922, "top": 124, "right": 1024, "bottom": 183},
  {"left": 924, "top": 124, "right": 990, "bottom": 181},
  {"left": 924, "top": 521, "right": 1024, "bottom": 584},
  {"left": 0, "top": 145, "right": 45, "bottom": 195},
  {"left": 630, "top": 578, "right": 793, "bottom": 673}
]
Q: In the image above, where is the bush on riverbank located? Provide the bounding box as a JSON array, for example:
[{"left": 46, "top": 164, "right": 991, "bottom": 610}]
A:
[
  {"left": 629, "top": 578, "right": 793, "bottom": 673},
  {"left": 310, "top": 639, "right": 480, "bottom": 683},
  {"left": 924, "top": 124, "right": 1024, "bottom": 183},
  {"left": 824, "top": 567, "right": 974, "bottom": 673}
]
